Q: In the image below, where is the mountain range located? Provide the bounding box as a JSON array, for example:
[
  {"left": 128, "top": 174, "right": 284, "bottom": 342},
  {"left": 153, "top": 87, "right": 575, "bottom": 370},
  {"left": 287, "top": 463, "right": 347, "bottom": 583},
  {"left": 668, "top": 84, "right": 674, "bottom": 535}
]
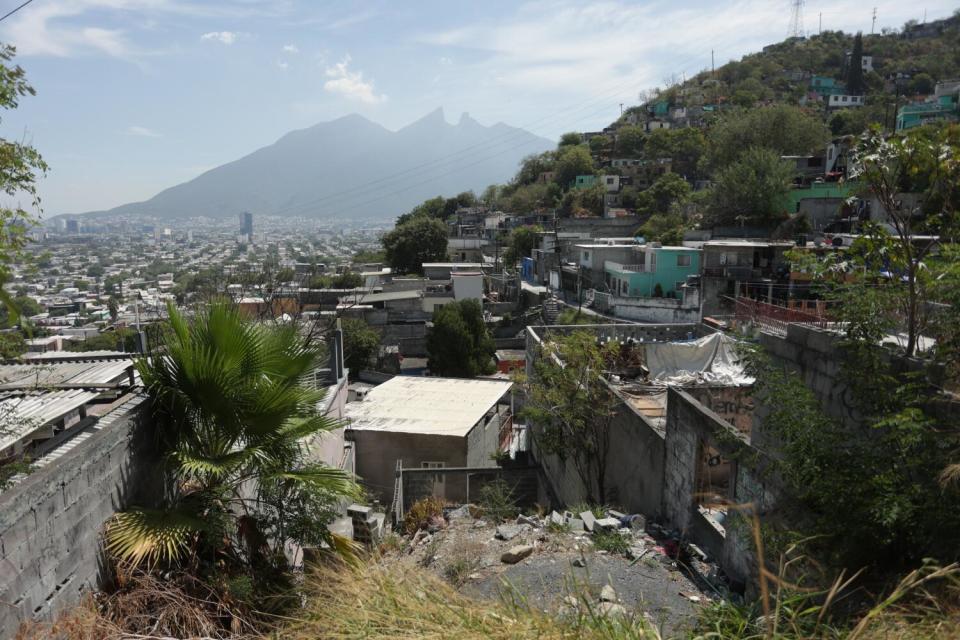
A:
[{"left": 69, "top": 109, "right": 553, "bottom": 222}]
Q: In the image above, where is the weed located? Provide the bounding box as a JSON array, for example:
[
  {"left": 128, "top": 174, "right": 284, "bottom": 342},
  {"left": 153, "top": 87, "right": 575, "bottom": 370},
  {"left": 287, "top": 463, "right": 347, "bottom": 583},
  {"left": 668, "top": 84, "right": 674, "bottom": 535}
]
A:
[
  {"left": 592, "top": 529, "right": 630, "bottom": 555},
  {"left": 403, "top": 496, "right": 446, "bottom": 535},
  {"left": 378, "top": 532, "right": 404, "bottom": 555},
  {"left": 476, "top": 479, "right": 518, "bottom": 524},
  {"left": 547, "top": 520, "right": 572, "bottom": 534},
  {"left": 570, "top": 502, "right": 609, "bottom": 519}
]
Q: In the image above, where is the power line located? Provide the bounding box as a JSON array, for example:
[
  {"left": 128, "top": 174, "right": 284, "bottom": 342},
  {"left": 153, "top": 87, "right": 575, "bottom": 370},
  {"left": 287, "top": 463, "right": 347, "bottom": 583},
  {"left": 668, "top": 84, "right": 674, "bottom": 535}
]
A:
[{"left": 0, "top": 0, "right": 35, "bottom": 23}]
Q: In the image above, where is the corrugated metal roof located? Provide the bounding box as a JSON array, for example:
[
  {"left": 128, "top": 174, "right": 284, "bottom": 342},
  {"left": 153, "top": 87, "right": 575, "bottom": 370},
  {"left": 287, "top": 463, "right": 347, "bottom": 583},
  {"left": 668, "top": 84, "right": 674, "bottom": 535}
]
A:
[
  {"left": 0, "top": 358, "right": 135, "bottom": 390},
  {"left": 0, "top": 389, "right": 99, "bottom": 452},
  {"left": 345, "top": 376, "right": 512, "bottom": 437}
]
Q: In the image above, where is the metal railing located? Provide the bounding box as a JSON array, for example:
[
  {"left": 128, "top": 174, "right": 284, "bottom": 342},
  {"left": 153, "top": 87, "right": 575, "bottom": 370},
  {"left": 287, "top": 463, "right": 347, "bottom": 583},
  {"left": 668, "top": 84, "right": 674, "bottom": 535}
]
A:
[{"left": 731, "top": 296, "right": 828, "bottom": 336}]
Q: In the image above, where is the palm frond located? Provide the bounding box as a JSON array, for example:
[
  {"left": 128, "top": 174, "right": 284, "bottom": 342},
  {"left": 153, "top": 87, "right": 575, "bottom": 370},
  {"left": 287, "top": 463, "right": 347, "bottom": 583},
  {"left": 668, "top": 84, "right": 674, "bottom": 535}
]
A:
[
  {"left": 268, "top": 466, "right": 360, "bottom": 499},
  {"left": 104, "top": 507, "right": 208, "bottom": 568}
]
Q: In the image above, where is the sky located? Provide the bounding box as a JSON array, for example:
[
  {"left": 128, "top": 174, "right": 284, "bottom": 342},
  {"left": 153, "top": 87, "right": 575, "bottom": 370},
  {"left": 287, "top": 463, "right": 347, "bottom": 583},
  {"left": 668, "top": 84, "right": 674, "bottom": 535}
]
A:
[{"left": 0, "top": 0, "right": 955, "bottom": 215}]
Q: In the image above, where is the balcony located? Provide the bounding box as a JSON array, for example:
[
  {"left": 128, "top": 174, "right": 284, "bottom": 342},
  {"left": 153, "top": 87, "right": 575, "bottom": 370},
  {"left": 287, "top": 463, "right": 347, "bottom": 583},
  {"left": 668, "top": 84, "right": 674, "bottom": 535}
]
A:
[{"left": 606, "top": 261, "right": 651, "bottom": 273}]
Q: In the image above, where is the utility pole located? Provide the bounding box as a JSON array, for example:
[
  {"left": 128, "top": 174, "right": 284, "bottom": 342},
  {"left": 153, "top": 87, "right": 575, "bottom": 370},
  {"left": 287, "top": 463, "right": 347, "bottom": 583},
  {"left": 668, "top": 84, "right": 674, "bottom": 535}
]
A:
[
  {"left": 619, "top": 102, "right": 623, "bottom": 116},
  {"left": 818, "top": 12, "right": 822, "bottom": 35},
  {"left": 711, "top": 49, "right": 715, "bottom": 77}
]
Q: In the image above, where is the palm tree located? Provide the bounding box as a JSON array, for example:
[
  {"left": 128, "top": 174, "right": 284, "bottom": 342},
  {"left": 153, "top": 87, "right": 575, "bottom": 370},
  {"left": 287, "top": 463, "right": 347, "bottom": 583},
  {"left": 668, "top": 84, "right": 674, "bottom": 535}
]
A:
[{"left": 105, "top": 301, "right": 358, "bottom": 570}]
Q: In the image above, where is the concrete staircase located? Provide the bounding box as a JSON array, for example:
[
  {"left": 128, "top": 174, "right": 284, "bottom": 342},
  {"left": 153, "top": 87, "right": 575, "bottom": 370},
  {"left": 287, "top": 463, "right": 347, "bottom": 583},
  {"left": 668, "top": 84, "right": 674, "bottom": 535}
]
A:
[{"left": 543, "top": 297, "right": 560, "bottom": 324}]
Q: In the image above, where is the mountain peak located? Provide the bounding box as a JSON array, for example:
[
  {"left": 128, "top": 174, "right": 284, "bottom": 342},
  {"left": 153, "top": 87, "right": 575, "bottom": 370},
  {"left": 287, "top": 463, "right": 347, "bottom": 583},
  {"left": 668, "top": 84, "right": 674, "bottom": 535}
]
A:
[{"left": 401, "top": 107, "right": 448, "bottom": 131}]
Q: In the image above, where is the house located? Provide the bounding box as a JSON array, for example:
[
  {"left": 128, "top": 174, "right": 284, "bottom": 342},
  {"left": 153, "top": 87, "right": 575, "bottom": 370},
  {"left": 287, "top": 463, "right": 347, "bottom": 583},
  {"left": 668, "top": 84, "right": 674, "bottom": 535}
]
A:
[
  {"left": 572, "top": 175, "right": 597, "bottom": 190},
  {"left": 809, "top": 75, "right": 844, "bottom": 97},
  {"left": 827, "top": 94, "right": 865, "bottom": 109},
  {"left": 604, "top": 245, "right": 701, "bottom": 299},
  {"left": 345, "top": 376, "right": 514, "bottom": 502},
  {"left": 698, "top": 240, "right": 794, "bottom": 316},
  {"left": 896, "top": 80, "right": 960, "bottom": 131},
  {"left": 844, "top": 52, "right": 874, "bottom": 73}
]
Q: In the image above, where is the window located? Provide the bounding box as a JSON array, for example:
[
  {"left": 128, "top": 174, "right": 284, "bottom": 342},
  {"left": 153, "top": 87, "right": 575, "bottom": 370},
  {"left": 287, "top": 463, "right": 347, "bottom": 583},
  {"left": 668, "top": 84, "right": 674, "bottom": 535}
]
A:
[
  {"left": 583, "top": 251, "right": 590, "bottom": 261},
  {"left": 676, "top": 254, "right": 691, "bottom": 267},
  {"left": 606, "top": 177, "right": 615, "bottom": 185}
]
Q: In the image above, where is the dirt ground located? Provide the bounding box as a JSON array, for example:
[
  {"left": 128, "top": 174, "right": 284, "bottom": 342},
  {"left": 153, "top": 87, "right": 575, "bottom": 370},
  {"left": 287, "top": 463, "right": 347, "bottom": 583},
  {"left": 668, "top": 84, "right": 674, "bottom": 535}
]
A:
[{"left": 384, "top": 510, "right": 714, "bottom": 637}]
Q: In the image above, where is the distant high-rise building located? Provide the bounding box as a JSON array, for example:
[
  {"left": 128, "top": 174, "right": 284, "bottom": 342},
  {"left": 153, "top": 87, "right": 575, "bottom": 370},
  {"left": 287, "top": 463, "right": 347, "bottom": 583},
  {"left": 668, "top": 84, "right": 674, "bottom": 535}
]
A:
[
  {"left": 240, "top": 211, "right": 253, "bottom": 238},
  {"left": 65, "top": 219, "right": 79, "bottom": 234}
]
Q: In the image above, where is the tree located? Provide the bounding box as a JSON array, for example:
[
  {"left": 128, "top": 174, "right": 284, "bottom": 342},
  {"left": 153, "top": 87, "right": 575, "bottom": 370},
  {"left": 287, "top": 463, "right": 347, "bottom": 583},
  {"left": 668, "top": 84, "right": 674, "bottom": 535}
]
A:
[
  {"left": 706, "top": 105, "right": 830, "bottom": 169},
  {"left": 0, "top": 294, "right": 40, "bottom": 328},
  {"left": 341, "top": 318, "right": 380, "bottom": 374},
  {"left": 86, "top": 263, "right": 105, "bottom": 278},
  {"left": 614, "top": 125, "right": 645, "bottom": 157},
  {"left": 426, "top": 299, "right": 494, "bottom": 377},
  {"left": 107, "top": 297, "right": 119, "bottom": 322},
  {"left": 709, "top": 146, "right": 793, "bottom": 227},
  {"left": 644, "top": 127, "right": 707, "bottom": 180},
  {"left": 396, "top": 196, "right": 445, "bottom": 225},
  {"left": 642, "top": 172, "right": 690, "bottom": 214},
  {"left": 553, "top": 145, "right": 595, "bottom": 190},
  {"left": 847, "top": 124, "right": 960, "bottom": 356},
  {"left": 0, "top": 331, "right": 24, "bottom": 359},
  {"left": 502, "top": 225, "right": 542, "bottom": 266},
  {"left": 846, "top": 32, "right": 865, "bottom": 95},
  {"left": 382, "top": 216, "right": 448, "bottom": 275},
  {"left": 0, "top": 45, "right": 48, "bottom": 324},
  {"left": 513, "top": 152, "right": 555, "bottom": 187},
  {"left": 519, "top": 331, "right": 621, "bottom": 504},
  {"left": 558, "top": 132, "right": 583, "bottom": 147},
  {"left": 105, "top": 302, "right": 357, "bottom": 582},
  {"left": 908, "top": 72, "right": 935, "bottom": 95},
  {"left": 638, "top": 212, "right": 687, "bottom": 245}
]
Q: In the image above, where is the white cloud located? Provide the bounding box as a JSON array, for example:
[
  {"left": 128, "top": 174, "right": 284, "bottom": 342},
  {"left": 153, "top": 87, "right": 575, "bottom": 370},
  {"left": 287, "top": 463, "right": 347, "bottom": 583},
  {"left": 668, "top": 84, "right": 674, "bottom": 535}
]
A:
[
  {"left": 277, "top": 60, "right": 289, "bottom": 70},
  {"left": 200, "top": 30, "right": 239, "bottom": 45},
  {"left": 125, "top": 125, "right": 161, "bottom": 138},
  {"left": 323, "top": 55, "right": 386, "bottom": 104},
  {"left": 416, "top": 0, "right": 960, "bottom": 96},
  {"left": 282, "top": 43, "right": 299, "bottom": 53}
]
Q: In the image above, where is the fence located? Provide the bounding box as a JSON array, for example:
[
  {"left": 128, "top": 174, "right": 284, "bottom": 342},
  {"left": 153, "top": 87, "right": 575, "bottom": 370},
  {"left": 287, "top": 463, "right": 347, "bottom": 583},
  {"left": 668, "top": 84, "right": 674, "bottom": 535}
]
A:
[
  {"left": 731, "top": 296, "right": 828, "bottom": 336},
  {"left": 392, "top": 464, "right": 539, "bottom": 524}
]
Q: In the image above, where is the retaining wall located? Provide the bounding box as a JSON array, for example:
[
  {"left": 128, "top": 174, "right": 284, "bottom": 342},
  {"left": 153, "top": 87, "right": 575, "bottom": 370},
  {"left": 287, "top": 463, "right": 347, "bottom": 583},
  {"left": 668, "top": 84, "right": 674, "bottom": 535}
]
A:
[{"left": 0, "top": 395, "right": 154, "bottom": 638}]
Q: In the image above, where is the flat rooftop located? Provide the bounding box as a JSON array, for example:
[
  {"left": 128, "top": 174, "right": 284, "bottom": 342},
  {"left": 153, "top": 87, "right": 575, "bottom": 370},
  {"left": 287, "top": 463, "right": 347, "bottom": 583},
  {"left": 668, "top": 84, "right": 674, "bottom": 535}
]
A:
[{"left": 345, "top": 376, "right": 512, "bottom": 437}]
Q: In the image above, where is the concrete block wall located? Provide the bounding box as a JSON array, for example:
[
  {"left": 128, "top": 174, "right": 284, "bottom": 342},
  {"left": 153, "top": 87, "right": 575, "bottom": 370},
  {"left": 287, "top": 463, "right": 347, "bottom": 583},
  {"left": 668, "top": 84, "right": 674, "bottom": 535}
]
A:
[{"left": 0, "top": 395, "right": 154, "bottom": 638}]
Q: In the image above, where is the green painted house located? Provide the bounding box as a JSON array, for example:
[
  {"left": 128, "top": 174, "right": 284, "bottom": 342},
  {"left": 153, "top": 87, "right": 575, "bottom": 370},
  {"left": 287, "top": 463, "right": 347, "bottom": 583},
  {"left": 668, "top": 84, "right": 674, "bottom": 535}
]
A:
[
  {"left": 809, "top": 76, "right": 845, "bottom": 96},
  {"left": 572, "top": 175, "right": 598, "bottom": 189},
  {"left": 787, "top": 182, "right": 853, "bottom": 212},
  {"left": 896, "top": 94, "right": 959, "bottom": 131},
  {"left": 604, "top": 245, "right": 701, "bottom": 298}
]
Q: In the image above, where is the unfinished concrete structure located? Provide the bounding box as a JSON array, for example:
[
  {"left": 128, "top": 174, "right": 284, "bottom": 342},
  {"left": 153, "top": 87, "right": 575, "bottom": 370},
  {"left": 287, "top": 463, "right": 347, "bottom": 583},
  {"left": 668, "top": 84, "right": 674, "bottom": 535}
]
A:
[{"left": 345, "top": 376, "right": 514, "bottom": 504}]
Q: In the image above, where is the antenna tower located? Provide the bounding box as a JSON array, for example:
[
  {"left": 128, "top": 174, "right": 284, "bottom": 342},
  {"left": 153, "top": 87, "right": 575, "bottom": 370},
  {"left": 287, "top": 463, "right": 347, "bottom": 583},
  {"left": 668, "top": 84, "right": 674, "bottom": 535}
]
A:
[{"left": 787, "top": 0, "right": 805, "bottom": 38}]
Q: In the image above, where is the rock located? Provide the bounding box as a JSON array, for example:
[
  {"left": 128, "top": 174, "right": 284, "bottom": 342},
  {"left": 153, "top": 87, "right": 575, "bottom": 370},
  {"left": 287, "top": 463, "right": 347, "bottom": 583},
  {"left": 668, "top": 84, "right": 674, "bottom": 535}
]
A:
[
  {"left": 473, "top": 519, "right": 488, "bottom": 528},
  {"left": 572, "top": 557, "right": 586, "bottom": 567},
  {"left": 600, "top": 584, "right": 618, "bottom": 602},
  {"left": 607, "top": 509, "right": 626, "bottom": 520},
  {"left": 501, "top": 544, "right": 534, "bottom": 564},
  {"left": 568, "top": 518, "right": 584, "bottom": 532},
  {"left": 597, "top": 602, "right": 627, "bottom": 618},
  {"left": 496, "top": 524, "right": 523, "bottom": 540},
  {"left": 626, "top": 545, "right": 648, "bottom": 561},
  {"left": 468, "top": 573, "right": 481, "bottom": 581},
  {"left": 517, "top": 514, "right": 542, "bottom": 528},
  {"left": 563, "top": 595, "right": 580, "bottom": 608},
  {"left": 446, "top": 504, "right": 473, "bottom": 520},
  {"left": 595, "top": 517, "right": 620, "bottom": 531},
  {"left": 580, "top": 511, "right": 597, "bottom": 532},
  {"left": 550, "top": 511, "right": 565, "bottom": 526}
]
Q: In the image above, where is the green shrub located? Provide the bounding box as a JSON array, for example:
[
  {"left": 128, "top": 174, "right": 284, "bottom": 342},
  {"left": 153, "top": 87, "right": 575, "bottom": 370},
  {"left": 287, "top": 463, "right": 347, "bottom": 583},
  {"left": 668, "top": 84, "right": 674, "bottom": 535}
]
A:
[
  {"left": 477, "top": 479, "right": 518, "bottom": 524},
  {"left": 403, "top": 496, "right": 446, "bottom": 535}
]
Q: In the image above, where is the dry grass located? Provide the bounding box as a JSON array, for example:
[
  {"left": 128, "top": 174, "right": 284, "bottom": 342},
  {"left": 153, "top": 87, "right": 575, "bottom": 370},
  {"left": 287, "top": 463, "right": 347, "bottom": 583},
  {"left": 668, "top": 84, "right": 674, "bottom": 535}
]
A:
[
  {"left": 16, "top": 572, "right": 262, "bottom": 640},
  {"left": 282, "top": 559, "right": 663, "bottom": 640}
]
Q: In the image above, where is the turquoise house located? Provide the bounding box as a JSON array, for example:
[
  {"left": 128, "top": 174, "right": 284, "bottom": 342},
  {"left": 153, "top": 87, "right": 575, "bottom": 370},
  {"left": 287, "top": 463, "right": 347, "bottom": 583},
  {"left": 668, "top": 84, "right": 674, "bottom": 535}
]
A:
[
  {"left": 572, "top": 175, "right": 598, "bottom": 189},
  {"left": 896, "top": 94, "right": 959, "bottom": 131},
  {"left": 809, "top": 76, "right": 845, "bottom": 97},
  {"left": 604, "top": 245, "right": 701, "bottom": 298}
]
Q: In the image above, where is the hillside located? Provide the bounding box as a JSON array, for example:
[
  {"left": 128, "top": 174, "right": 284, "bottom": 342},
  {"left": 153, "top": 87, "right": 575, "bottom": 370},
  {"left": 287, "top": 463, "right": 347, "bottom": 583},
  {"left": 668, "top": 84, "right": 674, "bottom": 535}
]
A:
[
  {"left": 614, "top": 14, "right": 960, "bottom": 136},
  {"left": 71, "top": 109, "right": 553, "bottom": 221}
]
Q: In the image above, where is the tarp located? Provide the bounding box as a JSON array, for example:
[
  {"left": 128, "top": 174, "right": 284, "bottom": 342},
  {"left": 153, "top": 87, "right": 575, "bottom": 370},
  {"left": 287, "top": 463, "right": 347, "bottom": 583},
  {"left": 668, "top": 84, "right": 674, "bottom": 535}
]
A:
[{"left": 645, "top": 333, "right": 753, "bottom": 386}]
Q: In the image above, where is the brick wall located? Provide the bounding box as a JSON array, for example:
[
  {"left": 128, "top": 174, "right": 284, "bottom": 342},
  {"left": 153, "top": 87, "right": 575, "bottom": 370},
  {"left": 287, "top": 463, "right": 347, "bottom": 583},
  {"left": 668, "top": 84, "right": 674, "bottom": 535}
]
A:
[{"left": 0, "top": 395, "right": 155, "bottom": 638}]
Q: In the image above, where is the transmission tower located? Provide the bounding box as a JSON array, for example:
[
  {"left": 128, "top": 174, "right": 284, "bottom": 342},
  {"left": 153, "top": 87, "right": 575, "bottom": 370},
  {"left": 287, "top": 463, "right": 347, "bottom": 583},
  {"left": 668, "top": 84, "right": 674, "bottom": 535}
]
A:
[{"left": 787, "top": 0, "right": 805, "bottom": 38}]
